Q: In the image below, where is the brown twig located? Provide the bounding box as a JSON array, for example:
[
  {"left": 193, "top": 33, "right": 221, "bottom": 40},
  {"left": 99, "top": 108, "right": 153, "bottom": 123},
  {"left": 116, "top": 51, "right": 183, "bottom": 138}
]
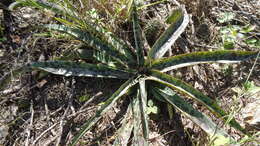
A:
[
  {"left": 55, "top": 78, "right": 76, "bottom": 146},
  {"left": 25, "top": 100, "right": 34, "bottom": 146},
  {"left": 32, "top": 123, "right": 58, "bottom": 145},
  {"left": 55, "top": 106, "right": 70, "bottom": 146}
]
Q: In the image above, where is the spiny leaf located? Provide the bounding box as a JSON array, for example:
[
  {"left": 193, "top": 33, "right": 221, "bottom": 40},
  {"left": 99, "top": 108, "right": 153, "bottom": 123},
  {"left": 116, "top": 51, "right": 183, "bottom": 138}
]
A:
[
  {"left": 44, "top": 24, "right": 130, "bottom": 67},
  {"left": 12, "top": 0, "right": 136, "bottom": 64},
  {"left": 150, "top": 50, "right": 258, "bottom": 72},
  {"left": 153, "top": 87, "right": 234, "bottom": 145},
  {"left": 132, "top": 2, "right": 145, "bottom": 66},
  {"left": 148, "top": 6, "right": 189, "bottom": 60},
  {"left": 71, "top": 76, "right": 140, "bottom": 145},
  {"left": 30, "top": 61, "right": 133, "bottom": 79},
  {"left": 148, "top": 70, "right": 246, "bottom": 133}
]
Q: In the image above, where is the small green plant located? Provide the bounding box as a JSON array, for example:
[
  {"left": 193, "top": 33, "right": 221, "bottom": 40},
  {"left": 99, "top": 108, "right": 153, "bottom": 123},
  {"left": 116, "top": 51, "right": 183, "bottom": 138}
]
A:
[
  {"left": 217, "top": 12, "right": 235, "bottom": 24},
  {"left": 232, "top": 80, "right": 260, "bottom": 97},
  {"left": 146, "top": 99, "right": 158, "bottom": 115},
  {"left": 217, "top": 12, "right": 260, "bottom": 49},
  {"left": 1, "top": 1, "right": 259, "bottom": 145},
  {"left": 219, "top": 25, "right": 260, "bottom": 49}
]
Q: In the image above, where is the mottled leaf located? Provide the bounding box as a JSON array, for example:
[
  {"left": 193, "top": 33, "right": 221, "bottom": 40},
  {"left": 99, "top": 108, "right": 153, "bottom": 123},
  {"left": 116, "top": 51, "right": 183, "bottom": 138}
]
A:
[
  {"left": 132, "top": 90, "right": 148, "bottom": 146},
  {"left": 148, "top": 6, "right": 189, "bottom": 59},
  {"left": 30, "top": 61, "right": 133, "bottom": 79},
  {"left": 150, "top": 50, "right": 258, "bottom": 72},
  {"left": 9, "top": 0, "right": 80, "bottom": 24},
  {"left": 153, "top": 87, "right": 234, "bottom": 145},
  {"left": 132, "top": 3, "right": 145, "bottom": 66},
  {"left": 148, "top": 70, "right": 246, "bottom": 133},
  {"left": 61, "top": 48, "right": 126, "bottom": 69},
  {"left": 44, "top": 24, "right": 130, "bottom": 67}
]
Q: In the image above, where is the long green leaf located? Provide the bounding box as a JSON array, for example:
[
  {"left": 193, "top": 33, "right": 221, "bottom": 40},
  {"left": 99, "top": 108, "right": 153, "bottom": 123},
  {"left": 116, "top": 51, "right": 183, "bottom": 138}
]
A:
[
  {"left": 61, "top": 48, "right": 126, "bottom": 69},
  {"left": 148, "top": 82, "right": 167, "bottom": 102},
  {"left": 153, "top": 87, "right": 234, "bottom": 145},
  {"left": 113, "top": 98, "right": 136, "bottom": 146},
  {"left": 17, "top": 0, "right": 85, "bottom": 23},
  {"left": 30, "top": 61, "right": 133, "bottom": 79},
  {"left": 91, "top": 27, "right": 137, "bottom": 66},
  {"left": 44, "top": 24, "right": 130, "bottom": 67},
  {"left": 11, "top": 0, "right": 136, "bottom": 65},
  {"left": 150, "top": 50, "right": 258, "bottom": 72},
  {"left": 132, "top": 90, "right": 148, "bottom": 146},
  {"left": 71, "top": 76, "right": 140, "bottom": 146},
  {"left": 132, "top": 2, "right": 145, "bottom": 66},
  {"left": 78, "top": 18, "right": 136, "bottom": 66},
  {"left": 148, "top": 6, "right": 189, "bottom": 60},
  {"left": 10, "top": 0, "right": 82, "bottom": 25},
  {"left": 148, "top": 70, "right": 246, "bottom": 133},
  {"left": 27, "top": 47, "right": 123, "bottom": 81},
  {"left": 10, "top": 0, "right": 71, "bottom": 13},
  {"left": 138, "top": 79, "right": 149, "bottom": 140},
  {"left": 11, "top": 1, "right": 137, "bottom": 66}
]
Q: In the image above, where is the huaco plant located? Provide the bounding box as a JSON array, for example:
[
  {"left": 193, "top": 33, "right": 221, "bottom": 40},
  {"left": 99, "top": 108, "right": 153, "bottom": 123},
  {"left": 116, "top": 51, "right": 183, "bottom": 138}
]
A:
[{"left": 1, "top": 0, "right": 259, "bottom": 145}]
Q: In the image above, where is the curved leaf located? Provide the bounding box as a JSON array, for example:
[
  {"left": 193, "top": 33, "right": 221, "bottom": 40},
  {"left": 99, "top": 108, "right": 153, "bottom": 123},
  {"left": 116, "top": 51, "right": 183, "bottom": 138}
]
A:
[
  {"left": 71, "top": 76, "right": 140, "bottom": 145},
  {"left": 132, "top": 3, "right": 145, "bottom": 66},
  {"left": 148, "top": 70, "right": 246, "bottom": 133},
  {"left": 30, "top": 61, "right": 133, "bottom": 79},
  {"left": 12, "top": 1, "right": 136, "bottom": 64},
  {"left": 150, "top": 50, "right": 258, "bottom": 72},
  {"left": 153, "top": 87, "right": 234, "bottom": 145},
  {"left": 148, "top": 6, "right": 189, "bottom": 60},
  {"left": 44, "top": 24, "right": 131, "bottom": 67}
]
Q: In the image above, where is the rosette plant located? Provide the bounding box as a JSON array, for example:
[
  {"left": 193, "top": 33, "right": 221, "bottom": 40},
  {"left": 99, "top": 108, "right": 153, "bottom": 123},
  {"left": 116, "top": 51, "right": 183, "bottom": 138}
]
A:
[{"left": 1, "top": 0, "right": 259, "bottom": 145}]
